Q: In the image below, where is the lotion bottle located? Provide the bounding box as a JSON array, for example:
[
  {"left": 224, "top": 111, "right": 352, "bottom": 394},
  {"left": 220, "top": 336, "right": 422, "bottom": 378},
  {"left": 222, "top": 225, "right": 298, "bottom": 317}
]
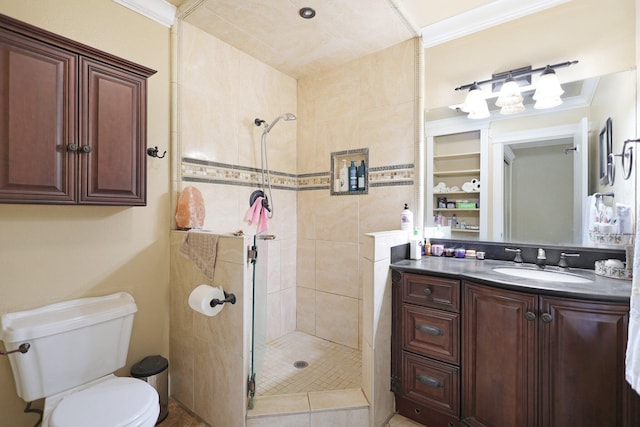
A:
[
  {"left": 339, "top": 160, "right": 348, "bottom": 191},
  {"left": 401, "top": 203, "right": 413, "bottom": 231}
]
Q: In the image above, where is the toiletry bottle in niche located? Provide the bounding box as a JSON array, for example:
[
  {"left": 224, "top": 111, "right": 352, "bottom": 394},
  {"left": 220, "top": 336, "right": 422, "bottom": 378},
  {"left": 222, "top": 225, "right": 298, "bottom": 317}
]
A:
[
  {"left": 452, "top": 214, "right": 458, "bottom": 228},
  {"left": 357, "top": 160, "right": 366, "bottom": 190},
  {"left": 348, "top": 160, "right": 357, "bottom": 191},
  {"left": 401, "top": 203, "right": 413, "bottom": 231},
  {"left": 339, "top": 160, "right": 348, "bottom": 192}
]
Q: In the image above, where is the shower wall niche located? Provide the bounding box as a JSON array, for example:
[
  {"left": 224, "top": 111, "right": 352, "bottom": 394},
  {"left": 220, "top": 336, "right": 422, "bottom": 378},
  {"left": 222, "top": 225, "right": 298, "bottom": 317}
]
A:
[{"left": 331, "top": 148, "right": 369, "bottom": 195}]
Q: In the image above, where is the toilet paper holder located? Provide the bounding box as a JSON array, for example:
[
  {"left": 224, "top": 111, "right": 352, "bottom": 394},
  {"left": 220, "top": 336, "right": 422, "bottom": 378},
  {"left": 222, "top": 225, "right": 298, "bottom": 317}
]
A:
[{"left": 210, "top": 291, "right": 236, "bottom": 308}]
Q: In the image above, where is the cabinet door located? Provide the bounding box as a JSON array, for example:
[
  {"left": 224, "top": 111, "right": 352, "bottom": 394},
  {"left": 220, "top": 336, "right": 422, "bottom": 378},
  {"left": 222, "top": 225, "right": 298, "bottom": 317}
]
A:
[
  {"left": 539, "top": 296, "right": 634, "bottom": 427},
  {"left": 80, "top": 57, "right": 146, "bottom": 205},
  {"left": 462, "top": 282, "right": 537, "bottom": 427},
  {"left": 0, "top": 28, "right": 77, "bottom": 203}
]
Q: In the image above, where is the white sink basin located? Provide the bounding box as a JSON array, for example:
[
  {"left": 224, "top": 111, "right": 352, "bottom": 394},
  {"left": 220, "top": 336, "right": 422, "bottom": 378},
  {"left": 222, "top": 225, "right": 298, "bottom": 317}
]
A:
[{"left": 493, "top": 267, "right": 593, "bottom": 284}]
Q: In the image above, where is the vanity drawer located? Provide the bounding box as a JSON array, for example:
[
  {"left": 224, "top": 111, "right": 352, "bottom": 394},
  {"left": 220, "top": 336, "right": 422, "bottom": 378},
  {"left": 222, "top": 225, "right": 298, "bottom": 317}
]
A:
[
  {"left": 403, "top": 273, "right": 460, "bottom": 312},
  {"left": 402, "top": 351, "right": 460, "bottom": 418},
  {"left": 402, "top": 304, "right": 459, "bottom": 364}
]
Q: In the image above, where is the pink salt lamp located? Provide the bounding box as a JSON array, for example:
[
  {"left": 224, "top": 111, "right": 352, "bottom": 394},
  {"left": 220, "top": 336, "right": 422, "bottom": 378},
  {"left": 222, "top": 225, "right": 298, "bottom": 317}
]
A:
[{"left": 175, "top": 186, "right": 205, "bottom": 229}]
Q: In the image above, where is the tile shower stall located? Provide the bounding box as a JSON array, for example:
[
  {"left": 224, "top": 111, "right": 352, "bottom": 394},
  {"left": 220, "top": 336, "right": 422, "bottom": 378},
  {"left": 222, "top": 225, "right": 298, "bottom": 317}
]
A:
[{"left": 169, "top": 229, "right": 407, "bottom": 426}]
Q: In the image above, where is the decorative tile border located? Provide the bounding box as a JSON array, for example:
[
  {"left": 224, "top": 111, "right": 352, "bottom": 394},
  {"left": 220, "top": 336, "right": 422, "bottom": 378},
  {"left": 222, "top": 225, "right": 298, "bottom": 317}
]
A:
[{"left": 181, "top": 157, "right": 413, "bottom": 191}]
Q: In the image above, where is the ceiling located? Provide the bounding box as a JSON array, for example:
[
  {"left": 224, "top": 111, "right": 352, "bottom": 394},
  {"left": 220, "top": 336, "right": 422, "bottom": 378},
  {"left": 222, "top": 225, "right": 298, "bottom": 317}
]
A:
[{"left": 167, "top": 0, "right": 567, "bottom": 79}]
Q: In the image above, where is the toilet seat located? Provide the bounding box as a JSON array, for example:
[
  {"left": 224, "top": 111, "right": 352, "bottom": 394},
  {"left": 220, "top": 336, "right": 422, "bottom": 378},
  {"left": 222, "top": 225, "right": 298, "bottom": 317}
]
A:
[{"left": 49, "top": 377, "right": 159, "bottom": 427}]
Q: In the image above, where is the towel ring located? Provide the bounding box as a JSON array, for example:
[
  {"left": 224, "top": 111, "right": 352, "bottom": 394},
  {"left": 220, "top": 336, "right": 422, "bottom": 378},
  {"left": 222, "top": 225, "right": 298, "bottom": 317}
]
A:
[{"left": 621, "top": 139, "right": 636, "bottom": 180}]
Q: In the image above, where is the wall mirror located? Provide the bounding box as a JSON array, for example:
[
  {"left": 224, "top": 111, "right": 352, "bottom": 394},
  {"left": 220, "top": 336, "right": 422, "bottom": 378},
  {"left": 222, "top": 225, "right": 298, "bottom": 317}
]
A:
[{"left": 425, "top": 68, "right": 637, "bottom": 248}]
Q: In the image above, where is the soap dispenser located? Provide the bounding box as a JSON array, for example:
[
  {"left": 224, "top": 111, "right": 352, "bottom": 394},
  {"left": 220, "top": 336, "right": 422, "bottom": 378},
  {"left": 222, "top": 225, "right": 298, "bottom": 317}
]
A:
[{"left": 401, "top": 203, "right": 413, "bottom": 231}]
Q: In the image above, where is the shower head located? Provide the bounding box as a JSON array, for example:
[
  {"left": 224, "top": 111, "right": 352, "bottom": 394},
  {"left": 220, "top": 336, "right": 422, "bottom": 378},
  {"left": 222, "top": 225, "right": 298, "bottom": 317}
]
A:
[{"left": 258, "top": 113, "right": 297, "bottom": 133}]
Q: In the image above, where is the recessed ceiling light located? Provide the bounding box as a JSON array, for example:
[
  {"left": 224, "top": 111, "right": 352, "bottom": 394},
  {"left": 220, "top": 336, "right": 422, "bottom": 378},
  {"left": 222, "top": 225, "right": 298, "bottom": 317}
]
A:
[{"left": 299, "top": 7, "right": 316, "bottom": 19}]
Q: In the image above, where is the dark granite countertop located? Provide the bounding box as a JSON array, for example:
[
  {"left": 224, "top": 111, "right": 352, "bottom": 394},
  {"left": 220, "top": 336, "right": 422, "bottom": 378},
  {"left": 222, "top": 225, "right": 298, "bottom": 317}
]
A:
[{"left": 390, "top": 257, "right": 632, "bottom": 303}]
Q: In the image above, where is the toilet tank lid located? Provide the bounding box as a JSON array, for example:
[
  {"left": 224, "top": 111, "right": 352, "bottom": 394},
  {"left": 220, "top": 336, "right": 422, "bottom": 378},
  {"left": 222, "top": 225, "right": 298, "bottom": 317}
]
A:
[{"left": 0, "top": 292, "right": 137, "bottom": 343}]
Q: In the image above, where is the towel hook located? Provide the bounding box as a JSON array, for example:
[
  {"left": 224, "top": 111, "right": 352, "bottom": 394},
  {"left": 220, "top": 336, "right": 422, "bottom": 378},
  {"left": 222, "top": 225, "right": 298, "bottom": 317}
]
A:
[{"left": 147, "top": 146, "right": 167, "bottom": 159}]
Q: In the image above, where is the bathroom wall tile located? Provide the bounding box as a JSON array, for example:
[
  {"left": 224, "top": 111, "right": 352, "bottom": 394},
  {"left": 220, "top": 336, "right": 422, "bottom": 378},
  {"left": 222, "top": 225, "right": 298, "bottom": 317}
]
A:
[
  {"left": 193, "top": 182, "right": 242, "bottom": 233},
  {"left": 296, "top": 239, "right": 316, "bottom": 290},
  {"left": 266, "top": 291, "right": 282, "bottom": 342},
  {"left": 314, "top": 114, "right": 360, "bottom": 172},
  {"left": 358, "top": 293, "right": 363, "bottom": 350},
  {"left": 297, "top": 191, "right": 318, "bottom": 241},
  {"left": 315, "top": 291, "right": 358, "bottom": 348},
  {"left": 281, "top": 286, "right": 297, "bottom": 335},
  {"left": 216, "top": 235, "right": 247, "bottom": 265},
  {"left": 310, "top": 408, "right": 370, "bottom": 427},
  {"left": 359, "top": 39, "right": 416, "bottom": 110},
  {"left": 248, "top": 392, "right": 310, "bottom": 417},
  {"left": 169, "top": 333, "right": 194, "bottom": 409},
  {"left": 362, "top": 230, "right": 408, "bottom": 263},
  {"left": 280, "top": 240, "right": 297, "bottom": 290},
  {"left": 359, "top": 102, "right": 415, "bottom": 167},
  {"left": 314, "top": 192, "right": 359, "bottom": 243},
  {"left": 372, "top": 259, "right": 393, "bottom": 344},
  {"left": 269, "top": 189, "right": 298, "bottom": 241},
  {"left": 360, "top": 259, "right": 374, "bottom": 343},
  {"left": 267, "top": 240, "right": 282, "bottom": 294},
  {"left": 360, "top": 186, "right": 415, "bottom": 235},
  {"left": 361, "top": 341, "right": 373, "bottom": 405},
  {"left": 296, "top": 287, "right": 316, "bottom": 335},
  {"left": 193, "top": 336, "right": 244, "bottom": 427},
  {"left": 373, "top": 329, "right": 395, "bottom": 427},
  {"left": 308, "top": 388, "right": 368, "bottom": 411},
  {"left": 315, "top": 241, "right": 359, "bottom": 299}
]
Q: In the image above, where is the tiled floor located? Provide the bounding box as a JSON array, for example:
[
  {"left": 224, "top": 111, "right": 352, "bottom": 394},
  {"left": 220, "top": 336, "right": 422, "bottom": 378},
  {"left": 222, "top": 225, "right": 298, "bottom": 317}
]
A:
[{"left": 256, "top": 331, "right": 361, "bottom": 396}]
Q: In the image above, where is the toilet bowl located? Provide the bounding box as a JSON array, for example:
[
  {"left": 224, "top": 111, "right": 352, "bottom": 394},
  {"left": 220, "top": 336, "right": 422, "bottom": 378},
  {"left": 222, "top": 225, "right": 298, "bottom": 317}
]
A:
[
  {"left": 46, "top": 376, "right": 159, "bottom": 427},
  {"left": 0, "top": 293, "right": 161, "bottom": 427}
]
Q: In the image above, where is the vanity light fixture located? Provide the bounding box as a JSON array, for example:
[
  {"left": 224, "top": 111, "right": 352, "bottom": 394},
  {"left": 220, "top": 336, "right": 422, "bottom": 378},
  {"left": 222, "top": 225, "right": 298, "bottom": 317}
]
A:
[{"left": 454, "top": 60, "right": 578, "bottom": 119}]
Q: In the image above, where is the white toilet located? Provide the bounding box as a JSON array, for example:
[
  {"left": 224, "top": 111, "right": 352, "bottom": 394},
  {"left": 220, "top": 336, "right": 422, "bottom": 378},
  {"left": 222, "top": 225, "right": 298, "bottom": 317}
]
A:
[{"left": 0, "top": 292, "right": 160, "bottom": 427}]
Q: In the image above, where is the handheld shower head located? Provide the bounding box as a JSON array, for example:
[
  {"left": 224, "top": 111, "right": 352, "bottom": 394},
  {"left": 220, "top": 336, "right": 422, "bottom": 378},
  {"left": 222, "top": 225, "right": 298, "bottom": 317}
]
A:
[{"left": 259, "top": 113, "right": 297, "bottom": 133}]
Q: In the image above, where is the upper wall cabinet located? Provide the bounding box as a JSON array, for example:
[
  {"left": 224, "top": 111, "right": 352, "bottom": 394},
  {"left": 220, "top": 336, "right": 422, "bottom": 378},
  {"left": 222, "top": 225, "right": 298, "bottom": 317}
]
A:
[{"left": 0, "top": 14, "right": 156, "bottom": 206}]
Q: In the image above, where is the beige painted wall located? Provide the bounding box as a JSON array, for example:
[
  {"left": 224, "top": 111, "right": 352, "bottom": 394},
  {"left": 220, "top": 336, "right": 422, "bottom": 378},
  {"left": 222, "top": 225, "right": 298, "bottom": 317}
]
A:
[
  {"left": 0, "top": 1, "right": 171, "bottom": 426},
  {"left": 425, "top": 0, "right": 636, "bottom": 111}
]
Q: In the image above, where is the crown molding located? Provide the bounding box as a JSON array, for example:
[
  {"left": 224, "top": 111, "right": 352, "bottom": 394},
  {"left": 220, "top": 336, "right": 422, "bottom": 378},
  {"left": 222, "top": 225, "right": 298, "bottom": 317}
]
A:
[
  {"left": 113, "top": 0, "right": 176, "bottom": 27},
  {"left": 420, "top": 0, "right": 571, "bottom": 48}
]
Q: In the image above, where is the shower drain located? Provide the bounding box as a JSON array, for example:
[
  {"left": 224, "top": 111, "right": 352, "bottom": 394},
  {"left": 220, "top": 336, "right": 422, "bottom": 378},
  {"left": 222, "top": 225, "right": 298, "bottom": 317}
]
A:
[{"left": 293, "top": 360, "right": 309, "bottom": 369}]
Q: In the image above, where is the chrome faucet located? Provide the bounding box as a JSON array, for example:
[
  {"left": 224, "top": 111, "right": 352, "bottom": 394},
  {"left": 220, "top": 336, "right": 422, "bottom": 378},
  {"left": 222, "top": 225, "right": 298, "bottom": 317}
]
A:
[
  {"left": 558, "top": 252, "right": 580, "bottom": 269},
  {"left": 536, "top": 248, "right": 547, "bottom": 268},
  {"left": 505, "top": 248, "right": 523, "bottom": 263}
]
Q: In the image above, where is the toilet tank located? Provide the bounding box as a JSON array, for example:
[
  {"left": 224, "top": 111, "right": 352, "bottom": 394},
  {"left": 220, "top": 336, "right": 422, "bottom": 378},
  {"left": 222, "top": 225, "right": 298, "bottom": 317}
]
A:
[{"left": 0, "top": 292, "right": 137, "bottom": 402}]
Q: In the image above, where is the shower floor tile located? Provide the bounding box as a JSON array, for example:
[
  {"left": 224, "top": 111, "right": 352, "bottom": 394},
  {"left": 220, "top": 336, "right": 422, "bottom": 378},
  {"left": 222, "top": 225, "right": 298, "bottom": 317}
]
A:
[{"left": 256, "top": 331, "right": 361, "bottom": 396}]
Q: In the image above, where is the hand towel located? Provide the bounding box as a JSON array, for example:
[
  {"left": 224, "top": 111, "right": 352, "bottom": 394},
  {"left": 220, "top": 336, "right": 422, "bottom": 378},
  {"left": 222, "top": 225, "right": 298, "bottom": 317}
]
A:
[
  {"left": 626, "top": 210, "right": 640, "bottom": 393},
  {"left": 245, "top": 196, "right": 269, "bottom": 233},
  {"left": 180, "top": 230, "right": 219, "bottom": 281}
]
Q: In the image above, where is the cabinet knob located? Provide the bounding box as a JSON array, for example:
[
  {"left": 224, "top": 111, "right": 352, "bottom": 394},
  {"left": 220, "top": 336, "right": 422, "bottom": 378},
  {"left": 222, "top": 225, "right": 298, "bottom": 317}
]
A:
[
  {"left": 423, "top": 287, "right": 432, "bottom": 296},
  {"left": 66, "top": 143, "right": 78, "bottom": 152},
  {"left": 416, "top": 324, "right": 443, "bottom": 336},
  {"left": 524, "top": 311, "right": 537, "bottom": 321},
  {"left": 541, "top": 313, "right": 553, "bottom": 323},
  {"left": 416, "top": 374, "right": 443, "bottom": 388},
  {"left": 80, "top": 145, "right": 92, "bottom": 153}
]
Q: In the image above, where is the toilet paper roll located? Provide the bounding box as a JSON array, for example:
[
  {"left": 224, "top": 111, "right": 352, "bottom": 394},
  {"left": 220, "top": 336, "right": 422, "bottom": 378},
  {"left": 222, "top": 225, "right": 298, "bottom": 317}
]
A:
[{"left": 188, "top": 284, "right": 226, "bottom": 317}]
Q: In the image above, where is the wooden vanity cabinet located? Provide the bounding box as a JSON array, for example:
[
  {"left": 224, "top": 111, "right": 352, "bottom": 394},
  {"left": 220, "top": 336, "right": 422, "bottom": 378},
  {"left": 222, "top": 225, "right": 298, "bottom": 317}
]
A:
[
  {"left": 463, "top": 281, "right": 639, "bottom": 427},
  {"left": 392, "top": 271, "right": 462, "bottom": 426},
  {"left": 0, "top": 14, "right": 156, "bottom": 205}
]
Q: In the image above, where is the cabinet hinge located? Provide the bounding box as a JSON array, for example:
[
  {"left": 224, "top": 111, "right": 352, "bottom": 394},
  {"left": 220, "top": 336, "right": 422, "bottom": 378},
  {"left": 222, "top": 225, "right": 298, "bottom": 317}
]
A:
[{"left": 390, "top": 375, "right": 400, "bottom": 393}]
